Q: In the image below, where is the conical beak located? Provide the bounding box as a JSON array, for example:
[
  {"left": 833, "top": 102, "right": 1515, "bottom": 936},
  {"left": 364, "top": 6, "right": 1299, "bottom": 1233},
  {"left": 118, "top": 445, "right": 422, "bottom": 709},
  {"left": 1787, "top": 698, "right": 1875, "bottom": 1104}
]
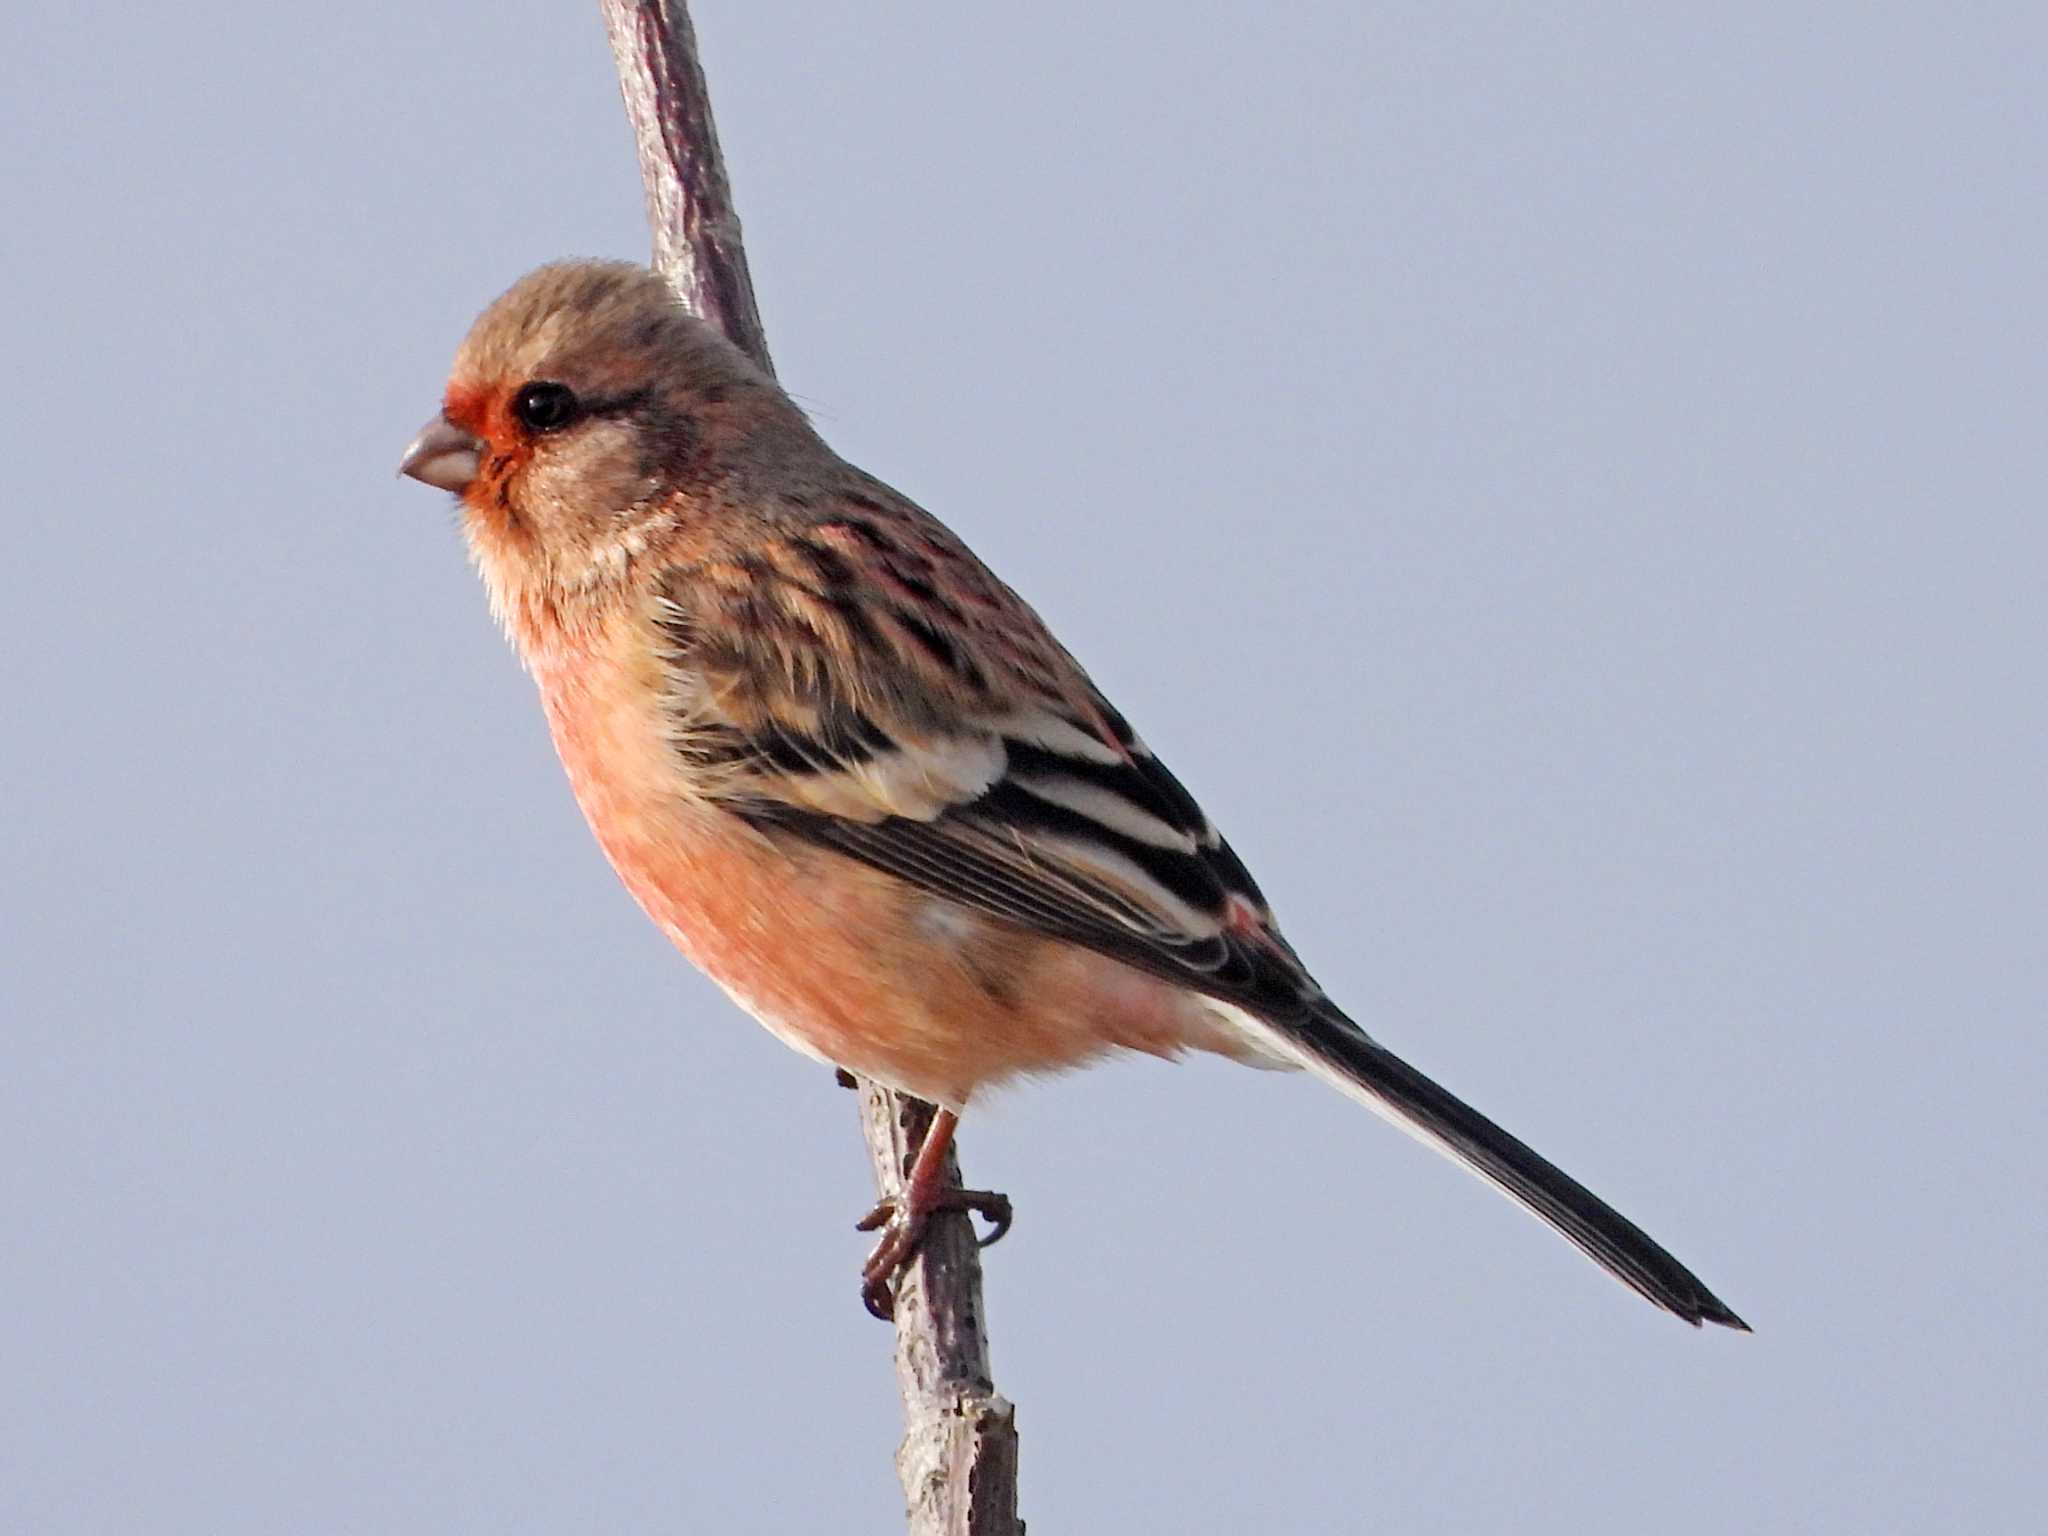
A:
[{"left": 398, "top": 414, "right": 484, "bottom": 493}]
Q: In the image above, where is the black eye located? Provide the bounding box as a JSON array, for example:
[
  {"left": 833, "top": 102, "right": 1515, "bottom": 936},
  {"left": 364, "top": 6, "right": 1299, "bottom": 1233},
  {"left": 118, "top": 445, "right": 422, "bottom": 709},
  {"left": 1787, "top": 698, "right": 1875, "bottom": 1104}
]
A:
[{"left": 513, "top": 381, "right": 581, "bottom": 433}]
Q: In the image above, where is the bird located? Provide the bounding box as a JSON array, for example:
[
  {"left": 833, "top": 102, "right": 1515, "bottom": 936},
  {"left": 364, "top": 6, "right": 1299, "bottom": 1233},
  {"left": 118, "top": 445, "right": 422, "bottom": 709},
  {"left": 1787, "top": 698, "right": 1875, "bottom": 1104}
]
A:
[{"left": 401, "top": 259, "right": 1747, "bottom": 1329}]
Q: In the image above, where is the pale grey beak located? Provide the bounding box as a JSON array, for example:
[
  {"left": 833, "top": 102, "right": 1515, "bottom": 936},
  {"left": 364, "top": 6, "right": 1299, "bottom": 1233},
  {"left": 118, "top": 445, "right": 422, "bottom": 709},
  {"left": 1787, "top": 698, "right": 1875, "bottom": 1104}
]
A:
[{"left": 398, "top": 414, "right": 483, "bottom": 493}]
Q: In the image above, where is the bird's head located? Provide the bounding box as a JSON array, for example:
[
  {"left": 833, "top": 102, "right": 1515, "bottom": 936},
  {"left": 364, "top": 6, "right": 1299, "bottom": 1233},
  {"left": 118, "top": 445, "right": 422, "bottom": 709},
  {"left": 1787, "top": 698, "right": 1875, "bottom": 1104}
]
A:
[{"left": 401, "top": 260, "right": 809, "bottom": 645}]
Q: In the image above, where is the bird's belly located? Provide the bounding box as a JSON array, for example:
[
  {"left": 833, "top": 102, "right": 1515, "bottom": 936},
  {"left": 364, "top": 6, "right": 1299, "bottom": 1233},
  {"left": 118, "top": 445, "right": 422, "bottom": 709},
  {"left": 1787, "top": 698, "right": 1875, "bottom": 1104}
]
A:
[
  {"left": 534, "top": 643, "right": 1252, "bottom": 1106},
  {"left": 585, "top": 802, "right": 1183, "bottom": 1107}
]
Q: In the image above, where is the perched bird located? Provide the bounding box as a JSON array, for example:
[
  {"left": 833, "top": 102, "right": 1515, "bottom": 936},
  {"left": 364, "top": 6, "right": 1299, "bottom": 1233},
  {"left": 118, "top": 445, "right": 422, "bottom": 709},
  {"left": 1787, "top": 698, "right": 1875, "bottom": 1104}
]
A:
[{"left": 402, "top": 260, "right": 1746, "bottom": 1329}]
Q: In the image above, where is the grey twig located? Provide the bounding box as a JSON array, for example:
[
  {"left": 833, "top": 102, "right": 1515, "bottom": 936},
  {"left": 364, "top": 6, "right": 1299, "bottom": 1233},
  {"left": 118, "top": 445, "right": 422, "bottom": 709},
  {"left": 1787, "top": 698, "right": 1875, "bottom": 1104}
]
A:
[
  {"left": 598, "top": 0, "right": 771, "bottom": 373},
  {"left": 856, "top": 1085, "right": 1022, "bottom": 1536},
  {"left": 596, "top": 6, "right": 1022, "bottom": 1531}
]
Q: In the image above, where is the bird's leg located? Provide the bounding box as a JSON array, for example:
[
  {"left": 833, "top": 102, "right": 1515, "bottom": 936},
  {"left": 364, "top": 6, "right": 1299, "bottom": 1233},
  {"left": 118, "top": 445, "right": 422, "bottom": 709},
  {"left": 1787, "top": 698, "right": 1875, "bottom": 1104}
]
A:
[{"left": 856, "top": 1106, "right": 1013, "bottom": 1319}]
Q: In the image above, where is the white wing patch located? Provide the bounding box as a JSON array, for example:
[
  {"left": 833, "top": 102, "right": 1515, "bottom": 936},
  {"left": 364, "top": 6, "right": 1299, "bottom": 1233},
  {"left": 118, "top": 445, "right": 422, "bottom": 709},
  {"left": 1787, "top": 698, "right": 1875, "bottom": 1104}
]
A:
[
  {"left": 1005, "top": 769, "right": 1201, "bottom": 852},
  {"left": 984, "top": 709, "right": 1123, "bottom": 764},
  {"left": 774, "top": 732, "right": 1006, "bottom": 822}
]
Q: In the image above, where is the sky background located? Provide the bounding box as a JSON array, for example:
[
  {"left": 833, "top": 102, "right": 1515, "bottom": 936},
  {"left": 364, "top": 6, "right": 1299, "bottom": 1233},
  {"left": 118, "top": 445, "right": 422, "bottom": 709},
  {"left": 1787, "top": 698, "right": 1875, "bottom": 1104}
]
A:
[{"left": 4, "top": 3, "right": 2044, "bottom": 1530}]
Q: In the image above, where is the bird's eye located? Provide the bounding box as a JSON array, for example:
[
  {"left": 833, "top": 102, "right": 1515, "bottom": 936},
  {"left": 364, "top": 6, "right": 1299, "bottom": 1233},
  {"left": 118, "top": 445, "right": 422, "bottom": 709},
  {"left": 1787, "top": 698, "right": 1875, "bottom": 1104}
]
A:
[{"left": 513, "top": 381, "right": 581, "bottom": 433}]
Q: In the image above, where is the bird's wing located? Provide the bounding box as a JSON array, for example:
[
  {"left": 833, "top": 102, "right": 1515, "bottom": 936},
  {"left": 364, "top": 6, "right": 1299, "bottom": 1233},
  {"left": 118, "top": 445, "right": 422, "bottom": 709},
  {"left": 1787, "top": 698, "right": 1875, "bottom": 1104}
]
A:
[{"left": 651, "top": 495, "right": 1324, "bottom": 1023}]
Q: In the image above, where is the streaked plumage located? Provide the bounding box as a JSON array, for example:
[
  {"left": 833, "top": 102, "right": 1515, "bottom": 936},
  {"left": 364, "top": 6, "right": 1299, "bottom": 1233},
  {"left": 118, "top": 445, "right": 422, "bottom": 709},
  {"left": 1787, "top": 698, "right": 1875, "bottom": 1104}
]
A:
[{"left": 403, "top": 260, "right": 1747, "bottom": 1329}]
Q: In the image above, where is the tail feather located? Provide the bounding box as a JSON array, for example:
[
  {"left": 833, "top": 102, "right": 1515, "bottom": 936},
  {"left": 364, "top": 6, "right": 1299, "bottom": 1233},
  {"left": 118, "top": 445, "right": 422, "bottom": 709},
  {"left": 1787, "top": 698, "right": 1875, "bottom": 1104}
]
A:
[{"left": 1245, "top": 1002, "right": 1748, "bottom": 1330}]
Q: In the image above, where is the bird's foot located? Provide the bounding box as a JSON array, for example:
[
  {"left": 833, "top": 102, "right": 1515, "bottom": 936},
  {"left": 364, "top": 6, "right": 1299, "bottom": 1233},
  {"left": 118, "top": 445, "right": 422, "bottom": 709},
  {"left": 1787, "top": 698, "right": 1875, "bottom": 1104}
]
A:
[{"left": 855, "top": 1186, "right": 1013, "bottom": 1320}]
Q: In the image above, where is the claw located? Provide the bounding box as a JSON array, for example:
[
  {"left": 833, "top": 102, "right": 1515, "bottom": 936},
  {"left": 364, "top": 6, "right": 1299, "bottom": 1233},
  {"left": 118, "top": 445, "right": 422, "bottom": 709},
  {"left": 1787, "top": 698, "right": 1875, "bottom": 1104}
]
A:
[
  {"left": 972, "top": 1193, "right": 1013, "bottom": 1249},
  {"left": 853, "top": 1107, "right": 1013, "bottom": 1320},
  {"left": 855, "top": 1187, "right": 1014, "bottom": 1320},
  {"left": 863, "top": 1277, "right": 896, "bottom": 1320}
]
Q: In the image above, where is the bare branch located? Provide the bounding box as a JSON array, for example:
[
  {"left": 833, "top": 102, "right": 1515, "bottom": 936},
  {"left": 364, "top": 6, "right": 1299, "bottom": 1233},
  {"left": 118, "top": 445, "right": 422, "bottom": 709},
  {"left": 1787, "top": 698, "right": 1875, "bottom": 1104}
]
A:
[
  {"left": 596, "top": 6, "right": 1022, "bottom": 1530},
  {"left": 598, "top": 0, "right": 771, "bottom": 373},
  {"left": 858, "top": 1086, "right": 1022, "bottom": 1535}
]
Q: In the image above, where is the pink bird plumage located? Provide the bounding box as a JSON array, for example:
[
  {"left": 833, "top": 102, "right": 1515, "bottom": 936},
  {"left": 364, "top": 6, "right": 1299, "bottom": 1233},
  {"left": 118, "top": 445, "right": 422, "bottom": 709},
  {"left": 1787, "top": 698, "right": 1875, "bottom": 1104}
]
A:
[{"left": 402, "top": 260, "right": 1746, "bottom": 1328}]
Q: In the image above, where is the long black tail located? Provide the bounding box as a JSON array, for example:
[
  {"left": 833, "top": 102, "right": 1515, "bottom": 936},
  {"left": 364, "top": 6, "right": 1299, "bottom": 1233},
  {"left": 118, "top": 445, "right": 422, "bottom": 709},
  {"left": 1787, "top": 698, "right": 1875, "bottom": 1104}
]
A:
[{"left": 1251, "top": 1002, "right": 1748, "bottom": 1330}]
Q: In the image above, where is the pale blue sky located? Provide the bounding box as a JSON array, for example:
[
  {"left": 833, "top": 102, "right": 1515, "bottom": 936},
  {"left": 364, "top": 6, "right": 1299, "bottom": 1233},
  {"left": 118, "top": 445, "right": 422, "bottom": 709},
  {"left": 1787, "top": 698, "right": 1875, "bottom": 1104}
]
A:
[{"left": 4, "top": 4, "right": 2043, "bottom": 1530}]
